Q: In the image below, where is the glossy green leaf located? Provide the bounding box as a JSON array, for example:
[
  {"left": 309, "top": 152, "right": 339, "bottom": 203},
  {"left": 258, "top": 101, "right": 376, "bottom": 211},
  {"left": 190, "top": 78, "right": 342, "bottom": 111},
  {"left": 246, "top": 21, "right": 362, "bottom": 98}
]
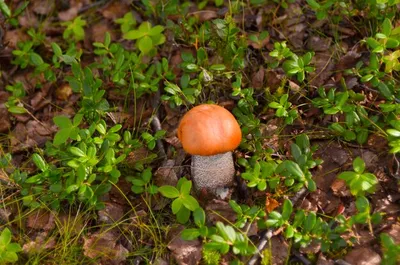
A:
[
  {"left": 172, "top": 198, "right": 183, "bottom": 214},
  {"left": 182, "top": 195, "right": 199, "bottom": 211},
  {"left": 158, "top": 185, "right": 180, "bottom": 198}
]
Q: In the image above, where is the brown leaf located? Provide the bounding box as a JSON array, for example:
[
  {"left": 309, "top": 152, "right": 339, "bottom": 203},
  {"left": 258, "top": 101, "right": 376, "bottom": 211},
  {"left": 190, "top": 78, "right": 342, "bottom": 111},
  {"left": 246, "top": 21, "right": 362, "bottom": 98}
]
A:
[
  {"left": 344, "top": 247, "right": 381, "bottom": 265},
  {"left": 55, "top": 84, "right": 73, "bottom": 101},
  {"left": 18, "top": 9, "right": 38, "bottom": 28},
  {"left": 100, "top": 1, "right": 131, "bottom": 20},
  {"left": 265, "top": 195, "right": 279, "bottom": 213},
  {"left": 336, "top": 50, "right": 362, "bottom": 72},
  {"left": 313, "top": 142, "right": 348, "bottom": 191},
  {"left": 154, "top": 159, "right": 178, "bottom": 187},
  {"left": 89, "top": 22, "right": 115, "bottom": 44},
  {"left": 32, "top": 0, "right": 55, "bottom": 15},
  {"left": 331, "top": 178, "right": 351, "bottom": 197},
  {"left": 205, "top": 199, "right": 237, "bottom": 224},
  {"left": 22, "top": 232, "right": 56, "bottom": 254},
  {"left": 384, "top": 223, "right": 400, "bottom": 244},
  {"left": 98, "top": 202, "right": 125, "bottom": 224},
  {"left": 306, "top": 36, "right": 332, "bottom": 52},
  {"left": 251, "top": 67, "right": 265, "bottom": 89},
  {"left": 4, "top": 29, "right": 30, "bottom": 49},
  {"left": 309, "top": 52, "right": 335, "bottom": 87},
  {"left": 192, "top": 10, "right": 218, "bottom": 22},
  {"left": 58, "top": 1, "right": 82, "bottom": 22},
  {"left": 265, "top": 70, "right": 283, "bottom": 93},
  {"left": 270, "top": 236, "right": 290, "bottom": 265},
  {"left": 27, "top": 210, "right": 55, "bottom": 231},
  {"left": 83, "top": 231, "right": 128, "bottom": 263},
  {"left": 0, "top": 106, "right": 11, "bottom": 133},
  {"left": 167, "top": 226, "right": 202, "bottom": 265}
]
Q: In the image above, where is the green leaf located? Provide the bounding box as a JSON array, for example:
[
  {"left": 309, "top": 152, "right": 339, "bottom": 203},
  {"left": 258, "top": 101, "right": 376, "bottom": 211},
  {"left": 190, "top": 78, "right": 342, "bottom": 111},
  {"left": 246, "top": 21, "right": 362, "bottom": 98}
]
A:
[
  {"left": 216, "top": 222, "right": 236, "bottom": 243},
  {"left": 182, "top": 195, "right": 199, "bottom": 211},
  {"left": 124, "top": 30, "right": 145, "bottom": 40},
  {"left": 366, "top": 37, "right": 380, "bottom": 49},
  {"left": 180, "top": 180, "right": 192, "bottom": 195},
  {"left": 176, "top": 207, "right": 191, "bottom": 224},
  {"left": 3, "top": 252, "right": 18, "bottom": 262},
  {"left": 149, "top": 25, "right": 164, "bottom": 36},
  {"left": 304, "top": 212, "right": 316, "bottom": 232},
  {"left": 210, "top": 64, "right": 226, "bottom": 71},
  {"left": 306, "top": 0, "right": 321, "bottom": 9},
  {"left": 141, "top": 168, "right": 152, "bottom": 183},
  {"left": 0, "top": 0, "right": 11, "bottom": 18},
  {"left": 7, "top": 106, "right": 27, "bottom": 114},
  {"left": 355, "top": 196, "right": 370, "bottom": 212},
  {"left": 32, "top": 154, "right": 47, "bottom": 172},
  {"left": 53, "top": 116, "right": 72, "bottom": 129},
  {"left": 54, "top": 128, "right": 71, "bottom": 145},
  {"left": 283, "top": 161, "right": 304, "bottom": 179},
  {"left": 30, "top": 52, "right": 44, "bottom": 66},
  {"left": 158, "top": 185, "right": 180, "bottom": 198},
  {"left": 193, "top": 207, "right": 205, "bottom": 227},
  {"left": 131, "top": 185, "right": 144, "bottom": 194},
  {"left": 269, "top": 102, "right": 281, "bottom": 109},
  {"left": 69, "top": 147, "right": 86, "bottom": 157},
  {"left": 66, "top": 185, "right": 79, "bottom": 193},
  {"left": 51, "top": 42, "right": 63, "bottom": 56},
  {"left": 353, "top": 157, "right": 365, "bottom": 174},
  {"left": 285, "top": 225, "right": 294, "bottom": 238},
  {"left": 377, "top": 82, "right": 393, "bottom": 99},
  {"left": 49, "top": 183, "right": 63, "bottom": 193},
  {"left": 172, "top": 198, "right": 183, "bottom": 214},
  {"left": 0, "top": 228, "right": 12, "bottom": 245},
  {"left": 181, "top": 228, "right": 201, "bottom": 240},
  {"left": 387, "top": 129, "right": 400, "bottom": 137},
  {"left": 131, "top": 178, "right": 145, "bottom": 186},
  {"left": 138, "top": 35, "right": 153, "bottom": 54},
  {"left": 6, "top": 242, "right": 22, "bottom": 252},
  {"left": 338, "top": 171, "right": 356, "bottom": 182},
  {"left": 282, "top": 199, "right": 293, "bottom": 221},
  {"left": 382, "top": 18, "right": 392, "bottom": 37}
]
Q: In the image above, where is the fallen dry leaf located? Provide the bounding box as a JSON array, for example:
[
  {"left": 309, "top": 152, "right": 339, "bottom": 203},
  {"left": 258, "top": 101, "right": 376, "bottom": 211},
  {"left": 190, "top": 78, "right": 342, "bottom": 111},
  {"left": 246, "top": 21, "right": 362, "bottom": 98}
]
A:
[
  {"left": 167, "top": 226, "right": 202, "bottom": 265},
  {"left": 271, "top": 236, "right": 290, "bottom": 265},
  {"left": 154, "top": 159, "right": 179, "bottom": 187},
  {"left": 32, "top": 0, "right": 55, "bottom": 15},
  {"left": 251, "top": 67, "right": 265, "bottom": 89},
  {"left": 309, "top": 52, "right": 335, "bottom": 87},
  {"left": 55, "top": 84, "right": 73, "bottom": 101},
  {"left": 265, "top": 195, "right": 279, "bottom": 213},
  {"left": 0, "top": 105, "right": 11, "bottom": 133},
  {"left": 22, "top": 232, "right": 56, "bottom": 254},
  {"left": 344, "top": 247, "right": 381, "bottom": 265},
  {"left": 27, "top": 209, "right": 55, "bottom": 231},
  {"left": 98, "top": 202, "right": 125, "bottom": 224},
  {"left": 100, "top": 1, "right": 131, "bottom": 20},
  {"left": 306, "top": 36, "right": 332, "bottom": 52},
  {"left": 83, "top": 231, "right": 128, "bottom": 263},
  {"left": 384, "top": 223, "right": 400, "bottom": 244},
  {"left": 58, "top": 1, "right": 82, "bottom": 21},
  {"left": 205, "top": 199, "right": 237, "bottom": 224},
  {"left": 331, "top": 178, "right": 351, "bottom": 197}
]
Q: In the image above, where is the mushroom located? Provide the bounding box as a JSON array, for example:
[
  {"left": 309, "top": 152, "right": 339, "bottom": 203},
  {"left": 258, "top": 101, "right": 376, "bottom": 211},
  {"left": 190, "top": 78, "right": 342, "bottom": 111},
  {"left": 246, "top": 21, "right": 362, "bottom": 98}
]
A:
[{"left": 177, "top": 104, "right": 242, "bottom": 198}]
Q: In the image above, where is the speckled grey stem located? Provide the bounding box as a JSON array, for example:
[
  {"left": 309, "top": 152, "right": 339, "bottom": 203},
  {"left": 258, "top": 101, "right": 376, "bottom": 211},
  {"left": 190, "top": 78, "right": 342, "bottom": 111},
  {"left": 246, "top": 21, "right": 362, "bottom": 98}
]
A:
[{"left": 191, "top": 152, "right": 235, "bottom": 198}]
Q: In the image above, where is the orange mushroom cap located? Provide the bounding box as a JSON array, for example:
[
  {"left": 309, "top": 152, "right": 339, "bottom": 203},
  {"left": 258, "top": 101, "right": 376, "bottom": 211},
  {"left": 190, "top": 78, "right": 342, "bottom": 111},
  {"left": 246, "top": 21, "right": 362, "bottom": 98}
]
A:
[{"left": 177, "top": 104, "right": 242, "bottom": 156}]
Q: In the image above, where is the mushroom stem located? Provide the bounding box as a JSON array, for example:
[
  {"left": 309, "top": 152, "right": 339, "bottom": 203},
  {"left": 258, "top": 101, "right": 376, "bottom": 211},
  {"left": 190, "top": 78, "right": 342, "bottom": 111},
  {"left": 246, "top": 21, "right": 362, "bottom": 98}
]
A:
[{"left": 191, "top": 151, "right": 235, "bottom": 198}]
